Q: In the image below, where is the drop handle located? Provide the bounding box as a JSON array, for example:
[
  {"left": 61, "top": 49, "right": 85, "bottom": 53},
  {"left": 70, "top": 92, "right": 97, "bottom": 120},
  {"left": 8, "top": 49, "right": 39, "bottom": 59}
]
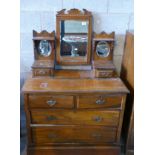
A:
[
  {"left": 48, "top": 134, "right": 57, "bottom": 139},
  {"left": 92, "top": 133, "right": 102, "bottom": 139},
  {"left": 92, "top": 116, "right": 103, "bottom": 122},
  {"left": 47, "top": 100, "right": 56, "bottom": 106},
  {"left": 96, "top": 99, "right": 105, "bottom": 105},
  {"left": 46, "top": 115, "right": 57, "bottom": 121}
]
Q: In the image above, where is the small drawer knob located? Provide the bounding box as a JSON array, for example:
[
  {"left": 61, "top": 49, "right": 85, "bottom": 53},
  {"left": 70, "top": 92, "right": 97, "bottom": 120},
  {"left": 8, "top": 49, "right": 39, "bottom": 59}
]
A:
[
  {"left": 96, "top": 99, "right": 105, "bottom": 105},
  {"left": 47, "top": 100, "right": 56, "bottom": 106}
]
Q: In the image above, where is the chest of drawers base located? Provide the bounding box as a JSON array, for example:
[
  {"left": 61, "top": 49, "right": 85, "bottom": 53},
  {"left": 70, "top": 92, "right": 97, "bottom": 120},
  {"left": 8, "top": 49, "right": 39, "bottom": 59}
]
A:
[
  {"left": 23, "top": 78, "right": 128, "bottom": 155},
  {"left": 27, "top": 146, "right": 120, "bottom": 155}
]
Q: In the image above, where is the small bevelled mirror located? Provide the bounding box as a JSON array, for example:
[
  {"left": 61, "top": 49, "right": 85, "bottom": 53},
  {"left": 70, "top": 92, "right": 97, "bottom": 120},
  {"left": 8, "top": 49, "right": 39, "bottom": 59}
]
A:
[
  {"left": 96, "top": 41, "right": 110, "bottom": 57},
  {"left": 60, "top": 20, "right": 88, "bottom": 57},
  {"left": 38, "top": 40, "right": 52, "bottom": 57}
]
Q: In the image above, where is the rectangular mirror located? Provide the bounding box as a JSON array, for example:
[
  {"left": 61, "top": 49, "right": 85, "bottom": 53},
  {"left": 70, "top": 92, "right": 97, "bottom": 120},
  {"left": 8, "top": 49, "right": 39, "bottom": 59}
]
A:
[
  {"left": 60, "top": 20, "right": 88, "bottom": 57},
  {"left": 56, "top": 9, "right": 92, "bottom": 65}
]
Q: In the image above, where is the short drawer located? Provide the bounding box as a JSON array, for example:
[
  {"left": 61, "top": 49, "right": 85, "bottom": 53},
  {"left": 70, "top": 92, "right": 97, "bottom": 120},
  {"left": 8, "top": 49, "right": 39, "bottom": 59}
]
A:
[
  {"left": 31, "top": 110, "right": 119, "bottom": 126},
  {"left": 32, "top": 68, "right": 53, "bottom": 77},
  {"left": 95, "top": 69, "right": 115, "bottom": 78},
  {"left": 32, "top": 126, "right": 117, "bottom": 144},
  {"left": 77, "top": 95, "right": 122, "bottom": 109},
  {"left": 29, "top": 95, "right": 74, "bottom": 109}
]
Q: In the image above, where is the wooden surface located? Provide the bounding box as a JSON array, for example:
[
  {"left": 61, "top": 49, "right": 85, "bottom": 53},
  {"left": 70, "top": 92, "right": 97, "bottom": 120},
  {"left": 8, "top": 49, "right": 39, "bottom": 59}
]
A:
[
  {"left": 27, "top": 146, "right": 120, "bottom": 155},
  {"left": 22, "top": 78, "right": 129, "bottom": 94},
  {"left": 31, "top": 110, "right": 120, "bottom": 126},
  {"left": 121, "top": 31, "right": 134, "bottom": 155}
]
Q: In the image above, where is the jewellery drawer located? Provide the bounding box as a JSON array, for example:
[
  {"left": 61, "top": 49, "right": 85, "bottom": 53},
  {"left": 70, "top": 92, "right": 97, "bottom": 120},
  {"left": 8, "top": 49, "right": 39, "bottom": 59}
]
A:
[
  {"left": 31, "top": 110, "right": 119, "bottom": 126},
  {"left": 77, "top": 95, "right": 122, "bottom": 109},
  {"left": 29, "top": 95, "right": 74, "bottom": 109},
  {"left": 31, "top": 126, "right": 117, "bottom": 144},
  {"left": 32, "top": 68, "right": 53, "bottom": 77},
  {"left": 95, "top": 69, "right": 115, "bottom": 78}
]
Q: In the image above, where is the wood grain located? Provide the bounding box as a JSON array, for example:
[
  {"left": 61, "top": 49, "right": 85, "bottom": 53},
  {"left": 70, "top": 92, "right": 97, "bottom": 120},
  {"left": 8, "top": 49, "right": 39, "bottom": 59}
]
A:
[
  {"left": 31, "top": 110, "right": 120, "bottom": 126},
  {"left": 22, "top": 78, "right": 129, "bottom": 94},
  {"left": 31, "top": 126, "right": 117, "bottom": 144}
]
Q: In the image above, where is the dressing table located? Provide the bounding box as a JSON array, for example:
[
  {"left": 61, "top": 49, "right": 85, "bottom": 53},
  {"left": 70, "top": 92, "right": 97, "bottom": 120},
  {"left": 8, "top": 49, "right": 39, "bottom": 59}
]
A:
[{"left": 22, "top": 9, "right": 129, "bottom": 155}]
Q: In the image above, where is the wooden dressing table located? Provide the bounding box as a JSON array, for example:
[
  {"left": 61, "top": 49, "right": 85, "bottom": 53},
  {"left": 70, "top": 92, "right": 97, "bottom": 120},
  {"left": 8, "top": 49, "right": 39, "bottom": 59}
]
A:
[{"left": 22, "top": 9, "right": 129, "bottom": 155}]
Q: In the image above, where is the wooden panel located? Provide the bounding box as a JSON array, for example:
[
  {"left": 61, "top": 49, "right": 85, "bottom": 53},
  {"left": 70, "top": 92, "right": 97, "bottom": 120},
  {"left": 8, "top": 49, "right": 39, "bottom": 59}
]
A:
[
  {"left": 77, "top": 95, "right": 123, "bottom": 109},
  {"left": 22, "top": 78, "right": 129, "bottom": 94},
  {"left": 28, "top": 146, "right": 120, "bottom": 155},
  {"left": 29, "top": 95, "right": 74, "bottom": 109},
  {"left": 95, "top": 69, "right": 115, "bottom": 78},
  {"left": 31, "top": 110, "right": 120, "bottom": 126},
  {"left": 32, "top": 68, "right": 53, "bottom": 77},
  {"left": 121, "top": 31, "right": 134, "bottom": 154},
  {"left": 31, "top": 126, "right": 117, "bottom": 144}
]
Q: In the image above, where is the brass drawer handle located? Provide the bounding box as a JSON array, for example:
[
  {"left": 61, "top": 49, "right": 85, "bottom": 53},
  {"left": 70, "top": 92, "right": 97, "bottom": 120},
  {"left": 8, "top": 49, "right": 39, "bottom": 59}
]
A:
[
  {"left": 46, "top": 115, "right": 57, "bottom": 121},
  {"left": 47, "top": 100, "right": 56, "bottom": 106},
  {"left": 92, "top": 116, "right": 103, "bottom": 122},
  {"left": 96, "top": 99, "right": 105, "bottom": 105},
  {"left": 48, "top": 133, "right": 57, "bottom": 139},
  {"left": 92, "top": 133, "right": 102, "bottom": 139}
]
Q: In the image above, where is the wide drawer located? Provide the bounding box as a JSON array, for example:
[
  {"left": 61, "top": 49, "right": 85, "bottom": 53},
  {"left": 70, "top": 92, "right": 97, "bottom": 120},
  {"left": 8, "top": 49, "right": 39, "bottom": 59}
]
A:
[
  {"left": 77, "top": 95, "right": 122, "bottom": 109},
  {"left": 32, "top": 126, "right": 117, "bottom": 144},
  {"left": 29, "top": 95, "right": 74, "bottom": 109},
  {"left": 31, "top": 110, "right": 119, "bottom": 126}
]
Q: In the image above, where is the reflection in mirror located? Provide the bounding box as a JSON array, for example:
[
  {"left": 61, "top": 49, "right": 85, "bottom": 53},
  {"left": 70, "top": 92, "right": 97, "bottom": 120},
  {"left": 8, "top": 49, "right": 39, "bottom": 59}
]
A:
[
  {"left": 96, "top": 41, "right": 110, "bottom": 57},
  {"left": 38, "top": 40, "right": 52, "bottom": 57},
  {"left": 60, "top": 20, "right": 88, "bottom": 57}
]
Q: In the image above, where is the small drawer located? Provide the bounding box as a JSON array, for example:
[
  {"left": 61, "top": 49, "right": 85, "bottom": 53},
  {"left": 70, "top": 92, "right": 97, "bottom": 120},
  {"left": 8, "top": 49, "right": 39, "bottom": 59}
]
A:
[
  {"left": 32, "top": 126, "right": 117, "bottom": 144},
  {"left": 33, "top": 68, "right": 53, "bottom": 77},
  {"left": 77, "top": 95, "right": 123, "bottom": 109},
  {"left": 31, "top": 110, "right": 119, "bottom": 126},
  {"left": 29, "top": 95, "right": 74, "bottom": 109},
  {"left": 95, "top": 69, "right": 114, "bottom": 78}
]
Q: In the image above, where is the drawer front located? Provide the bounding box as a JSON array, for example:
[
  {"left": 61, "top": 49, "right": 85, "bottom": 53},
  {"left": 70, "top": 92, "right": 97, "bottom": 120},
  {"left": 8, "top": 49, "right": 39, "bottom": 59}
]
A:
[
  {"left": 33, "top": 68, "right": 53, "bottom": 77},
  {"left": 32, "top": 126, "right": 117, "bottom": 144},
  {"left": 95, "top": 70, "right": 114, "bottom": 78},
  {"left": 31, "top": 110, "right": 119, "bottom": 126},
  {"left": 29, "top": 95, "right": 74, "bottom": 109},
  {"left": 77, "top": 95, "right": 122, "bottom": 109}
]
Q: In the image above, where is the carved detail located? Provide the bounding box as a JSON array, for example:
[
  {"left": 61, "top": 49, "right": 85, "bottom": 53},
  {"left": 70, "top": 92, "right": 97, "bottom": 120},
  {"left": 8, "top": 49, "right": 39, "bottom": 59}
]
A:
[
  {"left": 93, "top": 31, "right": 115, "bottom": 40},
  {"left": 33, "top": 30, "right": 55, "bottom": 38},
  {"left": 57, "top": 8, "right": 92, "bottom": 16},
  {"left": 68, "top": 8, "right": 82, "bottom": 15},
  {"left": 57, "top": 9, "right": 66, "bottom": 15}
]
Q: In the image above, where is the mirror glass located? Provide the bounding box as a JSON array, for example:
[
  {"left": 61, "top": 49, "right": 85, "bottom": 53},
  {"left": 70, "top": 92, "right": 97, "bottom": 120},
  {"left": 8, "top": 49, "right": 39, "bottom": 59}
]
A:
[
  {"left": 38, "top": 40, "right": 52, "bottom": 57},
  {"left": 96, "top": 41, "right": 110, "bottom": 57},
  {"left": 60, "top": 20, "right": 88, "bottom": 57}
]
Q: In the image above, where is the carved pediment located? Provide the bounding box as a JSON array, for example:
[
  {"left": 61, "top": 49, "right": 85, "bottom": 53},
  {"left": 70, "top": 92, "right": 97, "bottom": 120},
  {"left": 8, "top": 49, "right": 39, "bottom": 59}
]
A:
[
  {"left": 57, "top": 8, "right": 91, "bottom": 16},
  {"left": 33, "top": 30, "right": 55, "bottom": 40},
  {"left": 93, "top": 31, "right": 115, "bottom": 41}
]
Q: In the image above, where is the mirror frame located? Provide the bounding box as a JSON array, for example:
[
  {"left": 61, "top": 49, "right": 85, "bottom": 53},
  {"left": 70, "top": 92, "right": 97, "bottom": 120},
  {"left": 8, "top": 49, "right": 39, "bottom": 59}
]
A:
[
  {"left": 56, "top": 9, "right": 92, "bottom": 65},
  {"left": 93, "top": 32, "right": 115, "bottom": 62}
]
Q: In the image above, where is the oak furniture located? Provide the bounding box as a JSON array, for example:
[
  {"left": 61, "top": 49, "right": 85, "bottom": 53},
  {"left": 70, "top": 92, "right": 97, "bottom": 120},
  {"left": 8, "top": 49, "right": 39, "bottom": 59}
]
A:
[
  {"left": 121, "top": 31, "right": 134, "bottom": 155},
  {"left": 22, "top": 9, "right": 129, "bottom": 155}
]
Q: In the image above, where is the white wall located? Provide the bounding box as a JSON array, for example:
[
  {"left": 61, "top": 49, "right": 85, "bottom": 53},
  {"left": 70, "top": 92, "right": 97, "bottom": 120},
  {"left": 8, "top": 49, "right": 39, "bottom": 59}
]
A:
[{"left": 20, "top": 0, "right": 134, "bottom": 79}]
